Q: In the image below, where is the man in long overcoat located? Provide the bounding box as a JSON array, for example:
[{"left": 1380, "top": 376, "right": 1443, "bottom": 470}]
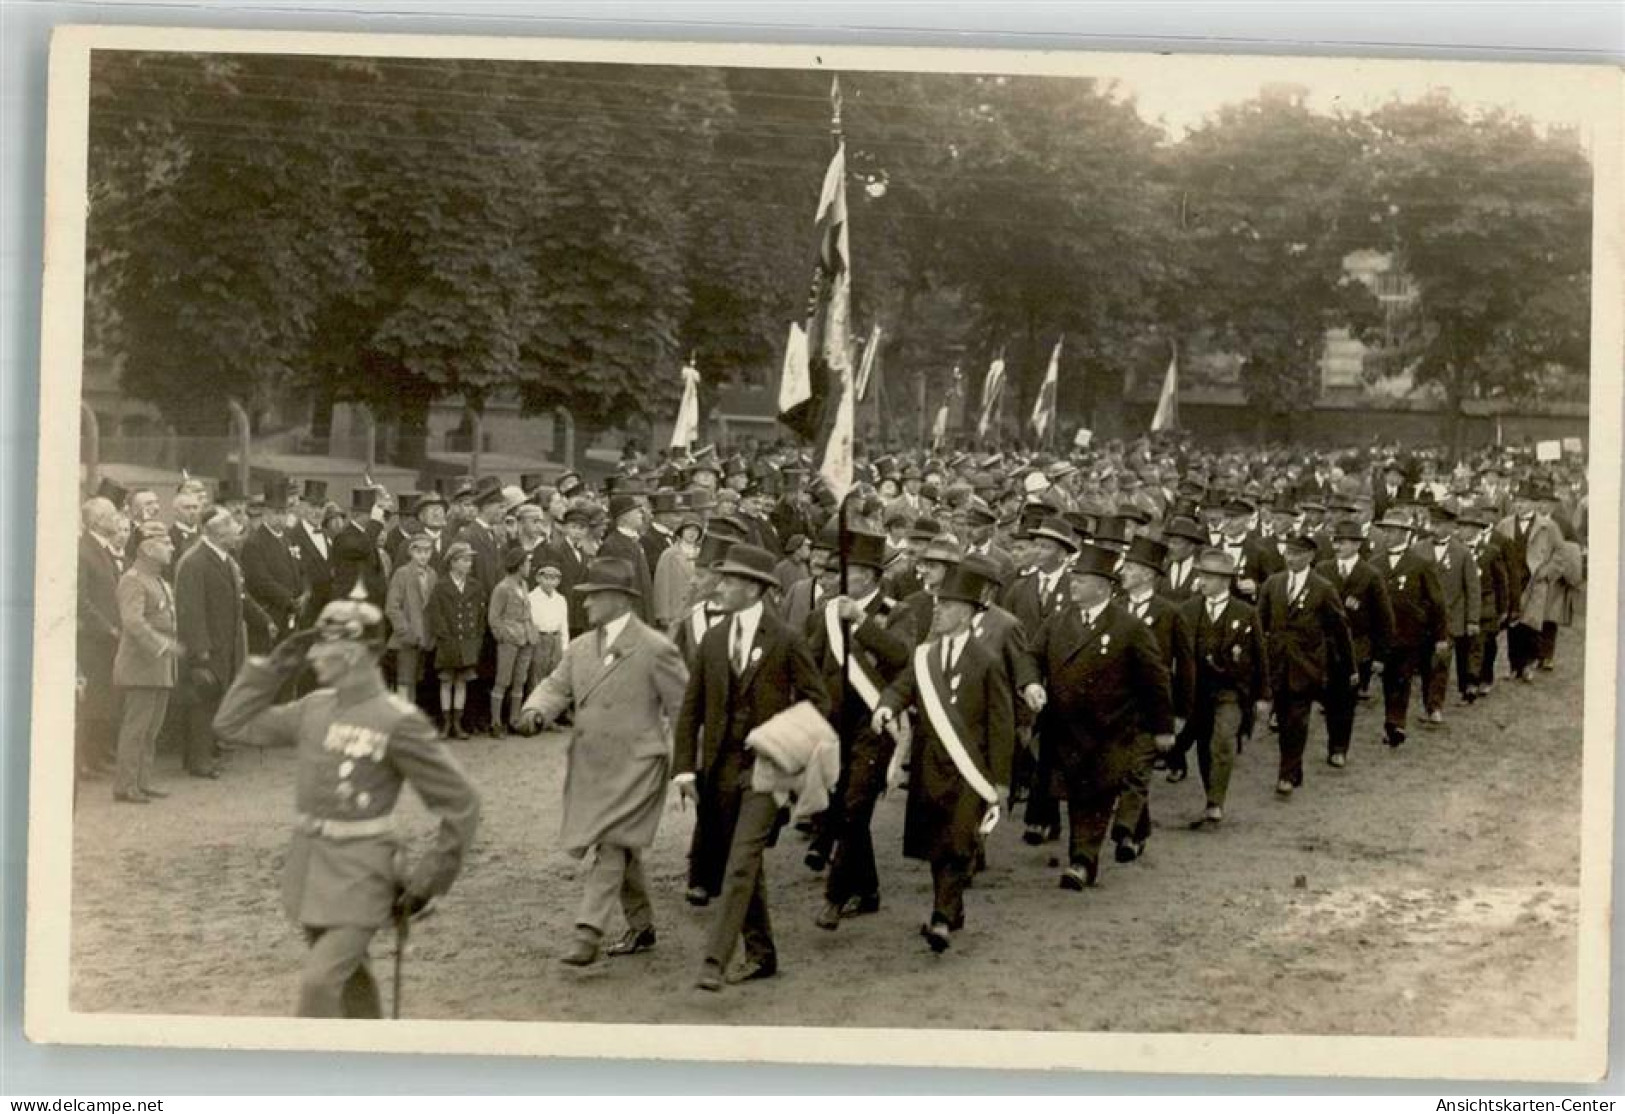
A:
[{"left": 519, "top": 557, "right": 690, "bottom": 967}]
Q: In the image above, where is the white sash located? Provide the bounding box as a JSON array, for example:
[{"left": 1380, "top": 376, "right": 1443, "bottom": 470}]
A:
[
  {"left": 825, "top": 602, "right": 885, "bottom": 710},
  {"left": 912, "top": 644, "right": 998, "bottom": 805}
]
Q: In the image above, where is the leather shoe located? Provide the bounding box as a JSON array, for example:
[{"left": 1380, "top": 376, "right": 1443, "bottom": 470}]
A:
[
  {"left": 814, "top": 902, "right": 842, "bottom": 931},
  {"left": 1165, "top": 766, "right": 1188, "bottom": 784},
  {"left": 1022, "top": 823, "right": 1059, "bottom": 846},
  {"left": 188, "top": 767, "right": 222, "bottom": 780},
  {"left": 1058, "top": 861, "right": 1096, "bottom": 891},
  {"left": 113, "top": 792, "right": 150, "bottom": 805},
  {"left": 839, "top": 893, "right": 880, "bottom": 919},
  {"left": 1114, "top": 838, "right": 1144, "bottom": 864},
  {"left": 921, "top": 922, "right": 952, "bottom": 953},
  {"left": 1275, "top": 779, "right": 1295, "bottom": 797},
  {"left": 728, "top": 956, "right": 778, "bottom": 984},
  {"left": 803, "top": 848, "right": 828, "bottom": 872},
  {"left": 1383, "top": 727, "right": 1407, "bottom": 749},
  {"left": 1328, "top": 752, "right": 1347, "bottom": 769},
  {"left": 605, "top": 926, "right": 657, "bottom": 957},
  {"left": 684, "top": 886, "right": 711, "bottom": 907},
  {"left": 558, "top": 935, "right": 600, "bottom": 967},
  {"left": 138, "top": 786, "right": 170, "bottom": 798},
  {"left": 695, "top": 963, "right": 724, "bottom": 992}
]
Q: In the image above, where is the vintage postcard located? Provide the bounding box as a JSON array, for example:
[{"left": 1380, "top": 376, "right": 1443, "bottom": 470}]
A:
[{"left": 26, "top": 23, "right": 1623, "bottom": 1081}]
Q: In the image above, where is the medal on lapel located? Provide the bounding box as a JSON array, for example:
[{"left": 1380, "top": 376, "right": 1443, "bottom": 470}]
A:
[
  {"left": 1100, "top": 633, "right": 1111, "bottom": 655},
  {"left": 749, "top": 646, "right": 762, "bottom": 667}
]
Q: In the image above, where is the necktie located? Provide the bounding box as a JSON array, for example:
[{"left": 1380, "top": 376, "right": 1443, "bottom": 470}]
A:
[
  {"left": 941, "top": 638, "right": 953, "bottom": 674},
  {"left": 731, "top": 619, "right": 747, "bottom": 673},
  {"left": 1208, "top": 601, "right": 1224, "bottom": 625}
]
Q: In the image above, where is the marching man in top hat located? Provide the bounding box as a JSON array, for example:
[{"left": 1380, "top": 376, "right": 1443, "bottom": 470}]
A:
[
  {"left": 213, "top": 588, "right": 481, "bottom": 1018},
  {"left": 874, "top": 559, "right": 1015, "bottom": 952}
]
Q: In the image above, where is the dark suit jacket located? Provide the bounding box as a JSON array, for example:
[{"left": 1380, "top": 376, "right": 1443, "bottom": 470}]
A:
[
  {"left": 673, "top": 608, "right": 828, "bottom": 788},
  {"left": 1183, "top": 594, "right": 1269, "bottom": 706},
  {"left": 1474, "top": 534, "right": 1512, "bottom": 627},
  {"left": 598, "top": 529, "right": 653, "bottom": 622},
  {"left": 458, "top": 520, "right": 505, "bottom": 605},
  {"left": 1158, "top": 554, "right": 1202, "bottom": 604},
  {"left": 778, "top": 576, "right": 824, "bottom": 634},
  {"left": 890, "top": 588, "right": 936, "bottom": 650},
  {"left": 240, "top": 524, "right": 304, "bottom": 645},
  {"left": 1255, "top": 570, "right": 1353, "bottom": 698},
  {"left": 1415, "top": 538, "right": 1481, "bottom": 637},
  {"left": 1033, "top": 602, "right": 1174, "bottom": 784},
  {"left": 290, "top": 522, "right": 334, "bottom": 625},
  {"left": 1315, "top": 556, "right": 1395, "bottom": 665},
  {"left": 803, "top": 590, "right": 913, "bottom": 729},
  {"left": 78, "top": 535, "right": 123, "bottom": 662},
  {"left": 1001, "top": 567, "right": 1070, "bottom": 639},
  {"left": 1122, "top": 594, "right": 1196, "bottom": 720},
  {"left": 971, "top": 604, "right": 1040, "bottom": 731},
  {"left": 541, "top": 536, "right": 591, "bottom": 637},
  {"left": 175, "top": 542, "right": 250, "bottom": 689},
  {"left": 1371, "top": 549, "right": 1448, "bottom": 653}
]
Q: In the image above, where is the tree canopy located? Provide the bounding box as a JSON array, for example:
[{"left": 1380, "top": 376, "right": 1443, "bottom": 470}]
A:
[{"left": 84, "top": 55, "right": 1594, "bottom": 449}]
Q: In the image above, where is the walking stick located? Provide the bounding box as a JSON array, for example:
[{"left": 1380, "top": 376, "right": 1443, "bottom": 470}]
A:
[{"left": 391, "top": 908, "right": 409, "bottom": 1019}]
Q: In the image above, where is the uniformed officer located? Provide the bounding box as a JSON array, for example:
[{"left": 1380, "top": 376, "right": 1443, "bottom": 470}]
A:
[{"left": 213, "top": 589, "right": 481, "bottom": 1018}]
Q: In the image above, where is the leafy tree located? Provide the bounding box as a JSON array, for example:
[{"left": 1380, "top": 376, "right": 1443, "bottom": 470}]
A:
[{"left": 1364, "top": 94, "right": 1592, "bottom": 447}]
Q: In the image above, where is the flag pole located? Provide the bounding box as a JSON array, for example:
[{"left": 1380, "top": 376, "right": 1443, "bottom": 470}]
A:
[{"left": 826, "top": 75, "right": 857, "bottom": 779}]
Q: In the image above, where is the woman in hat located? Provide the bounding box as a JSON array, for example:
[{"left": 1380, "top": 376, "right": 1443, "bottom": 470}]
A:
[
  {"left": 427, "top": 541, "right": 485, "bottom": 738},
  {"left": 874, "top": 560, "right": 1014, "bottom": 953}
]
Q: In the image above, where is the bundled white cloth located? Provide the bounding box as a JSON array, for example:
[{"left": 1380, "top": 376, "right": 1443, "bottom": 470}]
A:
[{"left": 746, "top": 701, "right": 841, "bottom": 821}]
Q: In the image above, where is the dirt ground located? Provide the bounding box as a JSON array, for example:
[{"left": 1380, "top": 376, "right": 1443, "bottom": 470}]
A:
[{"left": 69, "top": 623, "right": 1584, "bottom": 1036}]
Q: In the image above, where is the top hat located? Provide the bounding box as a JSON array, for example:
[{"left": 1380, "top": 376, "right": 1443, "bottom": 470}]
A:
[
  {"left": 1061, "top": 510, "right": 1096, "bottom": 540},
  {"left": 711, "top": 544, "right": 781, "bottom": 589},
  {"left": 1122, "top": 535, "right": 1168, "bottom": 571},
  {"left": 1027, "top": 517, "right": 1078, "bottom": 552},
  {"left": 936, "top": 561, "right": 994, "bottom": 608},
  {"left": 1069, "top": 543, "right": 1121, "bottom": 582},
  {"left": 395, "top": 491, "right": 421, "bottom": 517},
  {"left": 1093, "top": 515, "right": 1130, "bottom": 549},
  {"left": 520, "top": 471, "right": 548, "bottom": 491},
  {"left": 845, "top": 530, "right": 889, "bottom": 570},
  {"left": 301, "top": 479, "right": 328, "bottom": 504},
  {"left": 696, "top": 532, "right": 736, "bottom": 570},
  {"left": 575, "top": 557, "right": 643, "bottom": 598},
  {"left": 1192, "top": 548, "right": 1239, "bottom": 579},
  {"left": 94, "top": 476, "right": 129, "bottom": 505},
  {"left": 350, "top": 487, "right": 378, "bottom": 513}
]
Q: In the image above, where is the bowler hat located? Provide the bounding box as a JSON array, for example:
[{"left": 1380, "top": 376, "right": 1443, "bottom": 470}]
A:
[
  {"left": 561, "top": 506, "right": 594, "bottom": 527},
  {"left": 575, "top": 557, "right": 643, "bottom": 598},
  {"left": 909, "top": 517, "right": 944, "bottom": 542},
  {"left": 711, "top": 544, "right": 781, "bottom": 589},
  {"left": 961, "top": 550, "right": 1013, "bottom": 589},
  {"left": 919, "top": 535, "right": 965, "bottom": 565},
  {"left": 696, "top": 532, "right": 735, "bottom": 570},
  {"left": 1122, "top": 535, "right": 1168, "bottom": 571},
  {"left": 1069, "top": 543, "right": 1121, "bottom": 582},
  {"left": 1283, "top": 532, "right": 1320, "bottom": 553},
  {"left": 607, "top": 493, "right": 641, "bottom": 521},
  {"left": 1373, "top": 513, "right": 1414, "bottom": 532},
  {"left": 472, "top": 477, "right": 506, "bottom": 508},
  {"left": 1331, "top": 519, "right": 1365, "bottom": 542}
]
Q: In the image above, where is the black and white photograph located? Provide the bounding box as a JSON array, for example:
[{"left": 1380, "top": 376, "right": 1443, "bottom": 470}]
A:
[{"left": 25, "top": 23, "right": 1622, "bottom": 1080}]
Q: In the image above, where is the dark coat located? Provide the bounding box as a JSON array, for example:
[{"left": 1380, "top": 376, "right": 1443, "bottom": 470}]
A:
[
  {"left": 289, "top": 521, "right": 334, "bottom": 626},
  {"left": 673, "top": 608, "right": 828, "bottom": 788},
  {"left": 427, "top": 574, "right": 487, "bottom": 671},
  {"left": 1121, "top": 593, "right": 1196, "bottom": 721},
  {"left": 240, "top": 524, "right": 304, "bottom": 648},
  {"left": 1033, "top": 601, "right": 1174, "bottom": 788},
  {"left": 1255, "top": 570, "right": 1353, "bottom": 698},
  {"left": 598, "top": 529, "right": 654, "bottom": 622},
  {"left": 889, "top": 588, "right": 936, "bottom": 650},
  {"left": 803, "top": 590, "right": 913, "bottom": 753},
  {"left": 882, "top": 637, "right": 1014, "bottom": 862},
  {"left": 778, "top": 576, "right": 825, "bottom": 635},
  {"left": 1157, "top": 553, "right": 1202, "bottom": 604},
  {"left": 541, "top": 535, "right": 591, "bottom": 636},
  {"left": 1371, "top": 549, "right": 1448, "bottom": 653},
  {"left": 1315, "top": 556, "right": 1395, "bottom": 666},
  {"left": 174, "top": 542, "right": 251, "bottom": 688},
  {"left": 457, "top": 519, "right": 506, "bottom": 605},
  {"left": 329, "top": 521, "right": 387, "bottom": 607},
  {"left": 77, "top": 534, "right": 123, "bottom": 667},
  {"left": 1416, "top": 538, "right": 1482, "bottom": 638},
  {"left": 1183, "top": 594, "right": 1269, "bottom": 706},
  {"left": 1473, "top": 534, "right": 1513, "bottom": 627},
  {"left": 1001, "top": 567, "right": 1070, "bottom": 639},
  {"left": 969, "top": 603, "right": 1040, "bottom": 730}
]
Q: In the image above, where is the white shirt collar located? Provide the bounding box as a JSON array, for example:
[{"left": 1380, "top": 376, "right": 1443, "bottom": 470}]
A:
[
  {"left": 1127, "top": 587, "right": 1155, "bottom": 608},
  {"left": 1081, "top": 599, "right": 1109, "bottom": 626},
  {"left": 203, "top": 537, "right": 231, "bottom": 562},
  {"left": 731, "top": 600, "right": 765, "bottom": 650},
  {"left": 1206, "top": 593, "right": 1228, "bottom": 616},
  {"left": 600, "top": 610, "right": 633, "bottom": 650}
]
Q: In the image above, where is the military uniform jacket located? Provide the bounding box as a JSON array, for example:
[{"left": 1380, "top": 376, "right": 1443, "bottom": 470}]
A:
[
  {"left": 1315, "top": 556, "right": 1395, "bottom": 665},
  {"left": 113, "top": 564, "right": 179, "bottom": 689},
  {"left": 881, "top": 636, "right": 1014, "bottom": 863},
  {"left": 522, "top": 616, "right": 690, "bottom": 855},
  {"left": 427, "top": 573, "right": 486, "bottom": 670},
  {"left": 1182, "top": 594, "right": 1269, "bottom": 706},
  {"left": 1255, "top": 570, "right": 1354, "bottom": 698},
  {"left": 1371, "top": 549, "right": 1448, "bottom": 653},
  {"left": 213, "top": 660, "right": 480, "bottom": 928},
  {"left": 1121, "top": 593, "right": 1196, "bottom": 721},
  {"left": 1033, "top": 601, "right": 1174, "bottom": 786}
]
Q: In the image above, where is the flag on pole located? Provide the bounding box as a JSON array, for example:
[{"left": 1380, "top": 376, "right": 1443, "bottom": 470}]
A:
[
  {"left": 780, "top": 126, "right": 851, "bottom": 441},
  {"left": 819, "top": 365, "right": 856, "bottom": 504},
  {"left": 1030, "top": 338, "right": 1061, "bottom": 440},
  {"left": 931, "top": 402, "right": 949, "bottom": 450},
  {"left": 855, "top": 323, "right": 882, "bottom": 401},
  {"left": 778, "top": 322, "right": 811, "bottom": 419},
  {"left": 977, "top": 354, "right": 1006, "bottom": 438},
  {"left": 670, "top": 360, "right": 701, "bottom": 448},
  {"left": 1150, "top": 346, "right": 1179, "bottom": 433}
]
